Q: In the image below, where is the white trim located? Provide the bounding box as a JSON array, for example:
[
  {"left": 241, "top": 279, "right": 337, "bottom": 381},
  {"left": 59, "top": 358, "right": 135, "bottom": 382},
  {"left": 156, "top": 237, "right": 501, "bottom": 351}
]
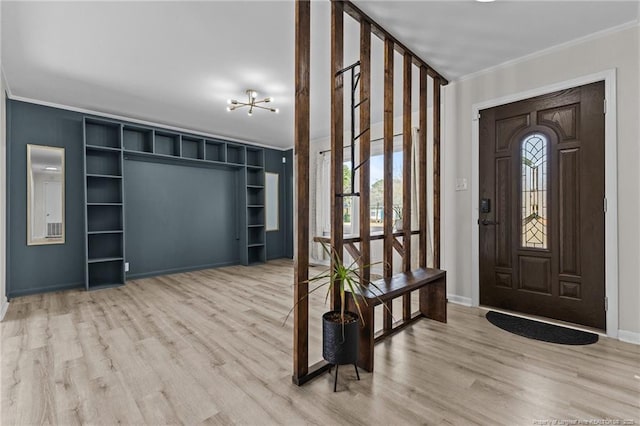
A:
[
  {"left": 0, "top": 298, "right": 8, "bottom": 321},
  {"left": 618, "top": 330, "right": 640, "bottom": 345},
  {"left": 470, "top": 69, "right": 619, "bottom": 339},
  {"left": 457, "top": 21, "right": 638, "bottom": 83},
  {"left": 1, "top": 68, "right": 11, "bottom": 98},
  {"left": 447, "top": 294, "right": 472, "bottom": 307},
  {"left": 7, "top": 95, "right": 290, "bottom": 152}
]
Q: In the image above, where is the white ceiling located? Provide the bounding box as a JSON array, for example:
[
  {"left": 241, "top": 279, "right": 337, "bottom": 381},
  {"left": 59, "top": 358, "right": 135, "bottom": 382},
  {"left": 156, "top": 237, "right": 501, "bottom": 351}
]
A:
[{"left": 2, "top": 1, "right": 638, "bottom": 149}]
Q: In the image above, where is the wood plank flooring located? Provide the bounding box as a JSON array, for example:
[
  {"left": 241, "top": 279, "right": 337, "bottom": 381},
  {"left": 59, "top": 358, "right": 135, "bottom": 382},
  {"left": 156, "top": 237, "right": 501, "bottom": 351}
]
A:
[{"left": 2, "top": 260, "right": 638, "bottom": 425}]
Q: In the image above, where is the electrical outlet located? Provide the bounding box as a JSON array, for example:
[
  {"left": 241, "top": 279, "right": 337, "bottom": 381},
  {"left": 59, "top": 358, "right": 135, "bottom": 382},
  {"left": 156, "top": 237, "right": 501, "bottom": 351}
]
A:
[{"left": 125, "top": 262, "right": 130, "bottom": 272}]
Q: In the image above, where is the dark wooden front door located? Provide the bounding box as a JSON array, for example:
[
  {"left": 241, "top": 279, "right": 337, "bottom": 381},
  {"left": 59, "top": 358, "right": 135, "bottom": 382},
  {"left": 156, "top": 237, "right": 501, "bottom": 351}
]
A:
[{"left": 479, "top": 81, "right": 605, "bottom": 329}]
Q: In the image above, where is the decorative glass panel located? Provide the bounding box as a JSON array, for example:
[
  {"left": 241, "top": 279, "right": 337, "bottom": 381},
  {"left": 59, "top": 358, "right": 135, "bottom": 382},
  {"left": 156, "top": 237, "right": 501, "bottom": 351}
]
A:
[{"left": 521, "top": 133, "right": 548, "bottom": 249}]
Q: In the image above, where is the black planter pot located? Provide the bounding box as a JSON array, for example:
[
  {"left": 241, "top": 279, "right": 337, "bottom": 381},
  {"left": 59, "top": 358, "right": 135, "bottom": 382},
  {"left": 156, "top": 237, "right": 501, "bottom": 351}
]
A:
[{"left": 322, "top": 311, "right": 359, "bottom": 365}]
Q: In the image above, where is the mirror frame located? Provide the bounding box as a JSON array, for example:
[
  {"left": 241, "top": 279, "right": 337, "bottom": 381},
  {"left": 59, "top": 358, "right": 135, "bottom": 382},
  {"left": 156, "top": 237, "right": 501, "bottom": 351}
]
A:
[
  {"left": 27, "top": 144, "right": 66, "bottom": 246},
  {"left": 265, "top": 172, "right": 279, "bottom": 232}
]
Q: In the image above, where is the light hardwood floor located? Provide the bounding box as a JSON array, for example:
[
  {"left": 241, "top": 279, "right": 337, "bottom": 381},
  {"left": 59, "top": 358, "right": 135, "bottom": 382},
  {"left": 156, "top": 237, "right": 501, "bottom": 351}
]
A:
[{"left": 2, "top": 260, "right": 638, "bottom": 425}]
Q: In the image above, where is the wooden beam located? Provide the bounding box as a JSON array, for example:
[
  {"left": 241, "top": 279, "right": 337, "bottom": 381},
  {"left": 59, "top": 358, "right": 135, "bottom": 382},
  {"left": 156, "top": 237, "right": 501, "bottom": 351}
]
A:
[
  {"left": 402, "top": 53, "right": 412, "bottom": 273},
  {"left": 359, "top": 21, "right": 371, "bottom": 285},
  {"left": 330, "top": 0, "right": 344, "bottom": 310},
  {"left": 339, "top": 0, "right": 448, "bottom": 85},
  {"left": 392, "top": 237, "right": 405, "bottom": 257},
  {"left": 418, "top": 66, "right": 428, "bottom": 268},
  {"left": 314, "top": 230, "right": 420, "bottom": 245},
  {"left": 433, "top": 77, "right": 441, "bottom": 269},
  {"left": 344, "top": 242, "right": 362, "bottom": 266},
  {"left": 402, "top": 53, "right": 412, "bottom": 322},
  {"left": 293, "top": 0, "right": 310, "bottom": 383},
  {"left": 383, "top": 39, "right": 394, "bottom": 280}
]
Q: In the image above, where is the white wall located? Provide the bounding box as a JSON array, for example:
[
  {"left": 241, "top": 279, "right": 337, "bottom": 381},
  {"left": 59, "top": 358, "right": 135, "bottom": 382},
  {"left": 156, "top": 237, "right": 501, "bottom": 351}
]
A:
[{"left": 442, "top": 25, "right": 640, "bottom": 336}]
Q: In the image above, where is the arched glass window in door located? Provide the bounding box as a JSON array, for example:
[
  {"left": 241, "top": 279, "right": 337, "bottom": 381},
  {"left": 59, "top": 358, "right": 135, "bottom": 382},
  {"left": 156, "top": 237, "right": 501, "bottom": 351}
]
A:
[{"left": 521, "top": 133, "right": 548, "bottom": 249}]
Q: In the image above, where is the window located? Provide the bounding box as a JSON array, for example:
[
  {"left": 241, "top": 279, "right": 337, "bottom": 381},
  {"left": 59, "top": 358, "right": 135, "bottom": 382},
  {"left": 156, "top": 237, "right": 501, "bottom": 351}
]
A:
[
  {"left": 521, "top": 133, "right": 548, "bottom": 249},
  {"left": 342, "top": 142, "right": 403, "bottom": 236}
]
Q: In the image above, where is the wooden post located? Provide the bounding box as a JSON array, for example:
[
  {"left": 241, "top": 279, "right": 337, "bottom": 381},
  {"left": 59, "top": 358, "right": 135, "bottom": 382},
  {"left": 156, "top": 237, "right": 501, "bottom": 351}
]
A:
[
  {"left": 330, "top": 1, "right": 344, "bottom": 310},
  {"left": 359, "top": 21, "right": 371, "bottom": 285},
  {"left": 418, "top": 66, "right": 428, "bottom": 268},
  {"left": 382, "top": 38, "right": 394, "bottom": 332},
  {"left": 433, "top": 77, "right": 441, "bottom": 269},
  {"left": 402, "top": 53, "right": 412, "bottom": 321},
  {"left": 293, "top": 0, "right": 310, "bottom": 383}
]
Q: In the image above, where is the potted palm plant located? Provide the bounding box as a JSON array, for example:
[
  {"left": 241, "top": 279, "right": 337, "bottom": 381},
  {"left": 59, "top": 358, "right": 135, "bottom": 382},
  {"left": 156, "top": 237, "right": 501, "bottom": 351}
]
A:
[{"left": 287, "top": 243, "right": 386, "bottom": 391}]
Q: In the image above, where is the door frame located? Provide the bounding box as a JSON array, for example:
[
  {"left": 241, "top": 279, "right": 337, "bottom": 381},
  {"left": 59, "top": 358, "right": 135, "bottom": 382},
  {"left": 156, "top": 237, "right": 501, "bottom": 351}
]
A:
[{"left": 470, "top": 69, "right": 618, "bottom": 338}]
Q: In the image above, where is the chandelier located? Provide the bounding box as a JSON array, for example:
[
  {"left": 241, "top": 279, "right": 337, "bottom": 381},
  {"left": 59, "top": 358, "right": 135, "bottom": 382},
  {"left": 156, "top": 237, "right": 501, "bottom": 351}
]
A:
[{"left": 226, "top": 90, "right": 279, "bottom": 116}]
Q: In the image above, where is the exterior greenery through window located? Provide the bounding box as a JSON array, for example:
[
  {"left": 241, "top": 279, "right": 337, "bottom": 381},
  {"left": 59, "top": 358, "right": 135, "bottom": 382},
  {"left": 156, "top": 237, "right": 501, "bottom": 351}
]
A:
[{"left": 343, "top": 151, "right": 403, "bottom": 234}]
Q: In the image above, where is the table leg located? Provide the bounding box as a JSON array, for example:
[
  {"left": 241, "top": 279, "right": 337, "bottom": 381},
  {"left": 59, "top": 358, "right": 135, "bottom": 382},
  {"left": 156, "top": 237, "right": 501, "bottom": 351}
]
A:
[
  {"left": 419, "top": 277, "right": 447, "bottom": 323},
  {"left": 347, "top": 293, "right": 375, "bottom": 372}
]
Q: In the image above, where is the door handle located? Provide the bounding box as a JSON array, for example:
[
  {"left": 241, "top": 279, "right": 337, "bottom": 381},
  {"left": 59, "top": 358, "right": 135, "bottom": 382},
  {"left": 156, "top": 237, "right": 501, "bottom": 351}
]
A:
[{"left": 479, "top": 219, "right": 499, "bottom": 226}]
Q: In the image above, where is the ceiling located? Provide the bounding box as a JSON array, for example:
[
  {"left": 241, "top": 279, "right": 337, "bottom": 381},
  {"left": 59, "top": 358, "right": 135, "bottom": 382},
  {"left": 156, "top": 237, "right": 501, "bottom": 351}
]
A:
[{"left": 2, "top": 1, "right": 638, "bottom": 149}]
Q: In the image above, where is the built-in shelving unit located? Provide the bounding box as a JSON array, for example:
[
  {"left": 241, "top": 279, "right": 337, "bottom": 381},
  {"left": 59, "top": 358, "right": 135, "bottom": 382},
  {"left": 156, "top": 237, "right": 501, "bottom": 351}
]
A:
[
  {"left": 243, "top": 147, "right": 266, "bottom": 265},
  {"left": 84, "top": 116, "right": 267, "bottom": 281},
  {"left": 83, "top": 117, "right": 126, "bottom": 290}
]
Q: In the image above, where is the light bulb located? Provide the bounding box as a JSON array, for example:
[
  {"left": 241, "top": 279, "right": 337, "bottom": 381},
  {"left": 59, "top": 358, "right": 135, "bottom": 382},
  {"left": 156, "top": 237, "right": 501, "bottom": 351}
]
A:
[
  {"left": 274, "top": 108, "right": 279, "bottom": 114},
  {"left": 227, "top": 99, "right": 232, "bottom": 104},
  {"left": 251, "top": 91, "right": 258, "bottom": 99},
  {"left": 226, "top": 106, "right": 232, "bottom": 112},
  {"left": 248, "top": 111, "right": 252, "bottom": 116}
]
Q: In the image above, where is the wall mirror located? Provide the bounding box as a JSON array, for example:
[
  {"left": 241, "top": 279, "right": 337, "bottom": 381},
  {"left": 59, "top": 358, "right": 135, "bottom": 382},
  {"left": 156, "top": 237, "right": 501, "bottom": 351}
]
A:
[
  {"left": 265, "top": 172, "right": 279, "bottom": 231},
  {"left": 27, "top": 144, "right": 65, "bottom": 245}
]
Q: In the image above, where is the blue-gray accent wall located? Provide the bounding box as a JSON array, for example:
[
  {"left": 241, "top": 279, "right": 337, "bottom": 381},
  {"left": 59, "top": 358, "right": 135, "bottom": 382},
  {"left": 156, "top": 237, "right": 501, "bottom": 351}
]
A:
[
  {"left": 265, "top": 149, "right": 294, "bottom": 260},
  {"left": 124, "top": 160, "right": 241, "bottom": 278},
  {"left": 6, "top": 99, "right": 293, "bottom": 298}
]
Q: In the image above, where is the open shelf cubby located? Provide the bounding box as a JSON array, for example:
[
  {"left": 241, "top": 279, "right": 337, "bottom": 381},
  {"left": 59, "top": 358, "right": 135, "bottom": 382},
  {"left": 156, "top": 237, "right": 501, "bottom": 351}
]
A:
[
  {"left": 182, "top": 136, "right": 204, "bottom": 160},
  {"left": 247, "top": 206, "right": 264, "bottom": 226},
  {"left": 86, "top": 149, "right": 121, "bottom": 176},
  {"left": 86, "top": 177, "right": 123, "bottom": 204},
  {"left": 247, "top": 187, "right": 264, "bottom": 206},
  {"left": 246, "top": 148, "right": 264, "bottom": 167},
  {"left": 87, "top": 205, "right": 123, "bottom": 233},
  {"left": 247, "top": 227, "right": 265, "bottom": 246},
  {"left": 205, "top": 140, "right": 225, "bottom": 162},
  {"left": 88, "top": 260, "right": 124, "bottom": 288},
  {"left": 247, "top": 246, "right": 265, "bottom": 264},
  {"left": 85, "top": 119, "right": 121, "bottom": 148},
  {"left": 226, "top": 144, "right": 245, "bottom": 165},
  {"left": 123, "top": 126, "right": 153, "bottom": 153},
  {"left": 154, "top": 131, "right": 180, "bottom": 157},
  {"left": 88, "top": 233, "right": 123, "bottom": 261},
  {"left": 246, "top": 168, "right": 264, "bottom": 186}
]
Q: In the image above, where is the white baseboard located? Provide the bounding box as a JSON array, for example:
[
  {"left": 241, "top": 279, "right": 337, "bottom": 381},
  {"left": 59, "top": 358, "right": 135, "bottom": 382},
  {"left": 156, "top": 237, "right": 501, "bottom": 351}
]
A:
[
  {"left": 0, "top": 297, "right": 8, "bottom": 321},
  {"left": 618, "top": 329, "right": 640, "bottom": 345},
  {"left": 447, "top": 294, "right": 472, "bottom": 307}
]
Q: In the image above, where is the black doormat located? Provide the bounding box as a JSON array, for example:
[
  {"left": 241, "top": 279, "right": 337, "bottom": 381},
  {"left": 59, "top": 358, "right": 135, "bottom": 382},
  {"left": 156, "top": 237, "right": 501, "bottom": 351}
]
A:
[{"left": 486, "top": 311, "right": 599, "bottom": 345}]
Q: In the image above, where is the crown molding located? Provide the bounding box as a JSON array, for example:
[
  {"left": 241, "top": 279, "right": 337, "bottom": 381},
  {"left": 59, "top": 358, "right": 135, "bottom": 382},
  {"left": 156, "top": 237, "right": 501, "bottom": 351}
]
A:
[
  {"left": 6, "top": 94, "right": 291, "bottom": 151},
  {"left": 456, "top": 19, "right": 639, "bottom": 83},
  {"left": 1, "top": 68, "right": 11, "bottom": 98}
]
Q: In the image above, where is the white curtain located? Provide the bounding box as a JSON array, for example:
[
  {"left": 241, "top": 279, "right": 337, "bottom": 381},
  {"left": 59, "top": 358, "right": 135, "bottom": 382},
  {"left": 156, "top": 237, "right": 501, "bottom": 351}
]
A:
[{"left": 311, "top": 152, "right": 331, "bottom": 262}]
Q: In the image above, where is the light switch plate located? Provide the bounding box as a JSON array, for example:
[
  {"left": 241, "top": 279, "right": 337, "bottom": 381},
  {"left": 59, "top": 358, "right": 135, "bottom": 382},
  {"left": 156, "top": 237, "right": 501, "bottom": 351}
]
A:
[
  {"left": 125, "top": 262, "right": 130, "bottom": 272},
  {"left": 456, "top": 178, "right": 468, "bottom": 191}
]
